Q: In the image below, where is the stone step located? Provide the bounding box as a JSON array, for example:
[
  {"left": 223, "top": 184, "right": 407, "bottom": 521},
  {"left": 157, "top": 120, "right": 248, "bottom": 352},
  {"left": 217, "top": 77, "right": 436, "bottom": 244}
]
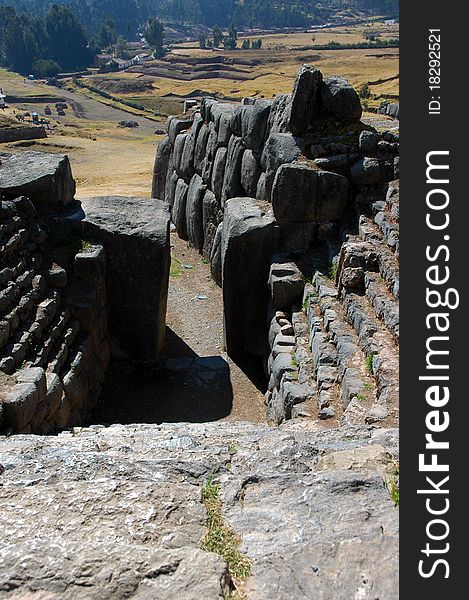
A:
[
  {"left": 307, "top": 275, "right": 385, "bottom": 426},
  {"left": 345, "top": 227, "right": 399, "bottom": 299},
  {"left": 306, "top": 298, "right": 343, "bottom": 423},
  {"left": 28, "top": 308, "right": 72, "bottom": 370},
  {"left": 365, "top": 272, "right": 399, "bottom": 342},
  {"left": 342, "top": 291, "right": 399, "bottom": 421}
]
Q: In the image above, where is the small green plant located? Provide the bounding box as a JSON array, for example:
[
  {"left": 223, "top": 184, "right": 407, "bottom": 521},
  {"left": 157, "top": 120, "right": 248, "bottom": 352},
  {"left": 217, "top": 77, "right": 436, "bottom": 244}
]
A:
[
  {"left": 79, "top": 240, "right": 92, "bottom": 253},
  {"left": 328, "top": 262, "right": 338, "bottom": 281},
  {"left": 386, "top": 466, "right": 400, "bottom": 506},
  {"left": 302, "top": 297, "right": 310, "bottom": 313},
  {"left": 365, "top": 353, "right": 374, "bottom": 375},
  {"left": 358, "top": 82, "right": 371, "bottom": 99},
  {"left": 228, "top": 443, "right": 238, "bottom": 455},
  {"left": 364, "top": 382, "right": 373, "bottom": 392},
  {"left": 389, "top": 478, "right": 400, "bottom": 506},
  {"left": 356, "top": 393, "right": 366, "bottom": 402},
  {"left": 201, "top": 477, "right": 252, "bottom": 584},
  {"left": 291, "top": 354, "right": 298, "bottom": 368},
  {"left": 170, "top": 256, "right": 184, "bottom": 278}
]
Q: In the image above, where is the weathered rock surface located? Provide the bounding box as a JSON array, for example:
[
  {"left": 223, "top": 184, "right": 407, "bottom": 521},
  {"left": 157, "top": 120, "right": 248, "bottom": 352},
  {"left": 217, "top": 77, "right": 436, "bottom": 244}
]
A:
[
  {"left": 321, "top": 77, "right": 363, "bottom": 123},
  {"left": 222, "top": 198, "right": 274, "bottom": 359},
  {"left": 151, "top": 136, "right": 172, "bottom": 200},
  {"left": 78, "top": 196, "right": 170, "bottom": 362},
  {"left": 0, "top": 151, "right": 76, "bottom": 206},
  {"left": 0, "top": 421, "right": 399, "bottom": 599},
  {"left": 186, "top": 174, "right": 206, "bottom": 252},
  {"left": 172, "top": 179, "right": 189, "bottom": 238},
  {"left": 272, "top": 163, "right": 349, "bottom": 224},
  {"left": 288, "top": 65, "right": 323, "bottom": 135}
]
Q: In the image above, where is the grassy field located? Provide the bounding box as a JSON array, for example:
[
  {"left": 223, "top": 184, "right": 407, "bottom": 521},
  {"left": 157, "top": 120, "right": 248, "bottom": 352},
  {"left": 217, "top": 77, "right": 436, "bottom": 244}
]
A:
[
  {"left": 87, "top": 21, "right": 399, "bottom": 108},
  {"left": 0, "top": 21, "right": 398, "bottom": 198}
]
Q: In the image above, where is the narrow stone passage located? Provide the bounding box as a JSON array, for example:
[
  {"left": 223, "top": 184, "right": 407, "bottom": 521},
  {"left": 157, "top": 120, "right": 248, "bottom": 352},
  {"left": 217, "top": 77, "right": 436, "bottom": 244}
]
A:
[{"left": 92, "top": 231, "right": 266, "bottom": 425}]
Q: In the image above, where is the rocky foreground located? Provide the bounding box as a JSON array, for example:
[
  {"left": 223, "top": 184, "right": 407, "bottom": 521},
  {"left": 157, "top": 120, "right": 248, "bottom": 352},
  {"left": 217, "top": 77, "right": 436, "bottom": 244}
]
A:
[{"left": 0, "top": 421, "right": 398, "bottom": 599}]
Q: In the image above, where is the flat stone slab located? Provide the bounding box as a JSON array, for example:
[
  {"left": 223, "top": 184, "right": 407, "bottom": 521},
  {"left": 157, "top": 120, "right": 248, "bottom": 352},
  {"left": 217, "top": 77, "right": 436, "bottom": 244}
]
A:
[
  {"left": 0, "top": 151, "right": 75, "bottom": 206},
  {"left": 0, "top": 422, "right": 399, "bottom": 599}
]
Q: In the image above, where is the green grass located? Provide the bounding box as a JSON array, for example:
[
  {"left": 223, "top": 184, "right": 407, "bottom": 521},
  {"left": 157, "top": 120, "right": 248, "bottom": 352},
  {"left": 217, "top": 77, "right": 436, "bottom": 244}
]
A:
[
  {"left": 79, "top": 240, "right": 92, "bottom": 253},
  {"left": 365, "top": 353, "right": 374, "bottom": 375},
  {"left": 170, "top": 256, "right": 184, "bottom": 278},
  {"left": 389, "top": 479, "right": 400, "bottom": 505},
  {"left": 228, "top": 443, "right": 238, "bottom": 455},
  {"left": 201, "top": 477, "right": 252, "bottom": 584},
  {"left": 386, "top": 466, "right": 400, "bottom": 506},
  {"left": 328, "top": 262, "right": 338, "bottom": 281}
]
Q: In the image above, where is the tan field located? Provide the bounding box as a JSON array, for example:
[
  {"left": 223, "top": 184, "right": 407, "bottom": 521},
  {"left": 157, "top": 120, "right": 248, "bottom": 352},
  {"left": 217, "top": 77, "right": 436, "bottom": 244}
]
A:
[{"left": 1, "top": 22, "right": 398, "bottom": 198}]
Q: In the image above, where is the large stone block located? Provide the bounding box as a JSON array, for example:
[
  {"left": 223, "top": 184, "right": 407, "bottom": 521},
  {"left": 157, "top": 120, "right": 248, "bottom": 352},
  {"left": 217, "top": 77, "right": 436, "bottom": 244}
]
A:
[
  {"left": 202, "top": 190, "right": 221, "bottom": 260},
  {"left": 222, "top": 198, "right": 275, "bottom": 359},
  {"left": 321, "top": 76, "right": 362, "bottom": 123},
  {"left": 269, "top": 260, "right": 305, "bottom": 310},
  {"left": 0, "top": 151, "right": 75, "bottom": 206},
  {"left": 272, "top": 162, "right": 349, "bottom": 223},
  {"left": 179, "top": 114, "right": 203, "bottom": 180},
  {"left": 79, "top": 196, "right": 170, "bottom": 362},
  {"left": 2, "top": 382, "right": 38, "bottom": 431},
  {"left": 185, "top": 174, "right": 206, "bottom": 252},
  {"left": 167, "top": 116, "right": 193, "bottom": 145},
  {"left": 151, "top": 136, "right": 172, "bottom": 199},
  {"left": 221, "top": 136, "right": 245, "bottom": 206},
  {"left": 165, "top": 169, "right": 178, "bottom": 209},
  {"left": 241, "top": 100, "right": 272, "bottom": 153},
  {"left": 288, "top": 65, "right": 323, "bottom": 135},
  {"left": 268, "top": 93, "right": 291, "bottom": 133},
  {"left": 173, "top": 133, "right": 188, "bottom": 178},
  {"left": 194, "top": 123, "right": 209, "bottom": 173},
  {"left": 172, "top": 179, "right": 189, "bottom": 239},
  {"left": 241, "top": 150, "right": 262, "bottom": 198},
  {"left": 261, "top": 133, "right": 303, "bottom": 199},
  {"left": 211, "top": 147, "right": 228, "bottom": 201}
]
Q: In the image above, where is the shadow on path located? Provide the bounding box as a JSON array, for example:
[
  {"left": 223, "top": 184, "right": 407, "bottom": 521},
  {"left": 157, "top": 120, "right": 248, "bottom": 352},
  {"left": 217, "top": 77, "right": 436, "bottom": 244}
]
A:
[{"left": 91, "top": 328, "right": 233, "bottom": 424}]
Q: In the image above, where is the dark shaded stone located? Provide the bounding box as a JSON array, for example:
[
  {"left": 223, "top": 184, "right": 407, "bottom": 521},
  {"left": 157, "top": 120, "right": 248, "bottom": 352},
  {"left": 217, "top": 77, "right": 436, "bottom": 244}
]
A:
[
  {"left": 321, "top": 76, "right": 362, "bottom": 123},
  {"left": 79, "top": 196, "right": 170, "bottom": 362},
  {"left": 221, "top": 198, "right": 275, "bottom": 359}
]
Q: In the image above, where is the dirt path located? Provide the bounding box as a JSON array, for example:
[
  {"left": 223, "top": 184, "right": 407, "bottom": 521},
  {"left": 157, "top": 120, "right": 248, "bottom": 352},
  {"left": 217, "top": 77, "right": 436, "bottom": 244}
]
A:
[
  {"left": 92, "top": 233, "right": 266, "bottom": 426},
  {"left": 55, "top": 88, "right": 158, "bottom": 130}
]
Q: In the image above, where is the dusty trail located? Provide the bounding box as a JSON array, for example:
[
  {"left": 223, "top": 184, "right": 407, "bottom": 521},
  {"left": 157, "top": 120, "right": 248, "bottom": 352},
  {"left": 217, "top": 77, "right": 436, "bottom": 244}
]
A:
[{"left": 92, "top": 233, "right": 266, "bottom": 425}]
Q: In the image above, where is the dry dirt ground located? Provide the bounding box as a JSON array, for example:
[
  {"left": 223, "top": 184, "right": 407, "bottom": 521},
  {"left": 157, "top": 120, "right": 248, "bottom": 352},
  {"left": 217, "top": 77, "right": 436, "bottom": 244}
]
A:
[{"left": 92, "top": 234, "right": 266, "bottom": 426}]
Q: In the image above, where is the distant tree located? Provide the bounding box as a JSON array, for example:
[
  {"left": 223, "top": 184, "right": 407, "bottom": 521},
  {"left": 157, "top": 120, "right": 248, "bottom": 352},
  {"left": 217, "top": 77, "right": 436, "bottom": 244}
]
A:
[
  {"left": 358, "top": 83, "right": 371, "bottom": 98},
  {"left": 95, "top": 17, "right": 118, "bottom": 50},
  {"left": 252, "top": 38, "right": 263, "bottom": 49},
  {"left": 32, "top": 58, "right": 61, "bottom": 77},
  {"left": 144, "top": 17, "right": 165, "bottom": 57},
  {"left": 199, "top": 34, "right": 207, "bottom": 49},
  {"left": 44, "top": 4, "right": 92, "bottom": 71},
  {"left": 212, "top": 26, "right": 223, "bottom": 48},
  {"left": 241, "top": 39, "right": 251, "bottom": 49},
  {"left": 224, "top": 23, "right": 238, "bottom": 50},
  {"left": 115, "top": 35, "right": 127, "bottom": 58}
]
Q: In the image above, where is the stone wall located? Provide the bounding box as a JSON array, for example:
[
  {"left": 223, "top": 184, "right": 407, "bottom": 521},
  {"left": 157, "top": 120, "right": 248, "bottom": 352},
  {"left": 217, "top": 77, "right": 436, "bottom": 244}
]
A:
[
  {"left": 0, "top": 194, "right": 110, "bottom": 434},
  {"left": 0, "top": 153, "right": 171, "bottom": 434},
  {"left": 265, "top": 180, "right": 400, "bottom": 427},
  {"left": 0, "top": 126, "right": 47, "bottom": 144},
  {"left": 152, "top": 65, "right": 398, "bottom": 366},
  {"left": 152, "top": 64, "right": 399, "bottom": 425}
]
